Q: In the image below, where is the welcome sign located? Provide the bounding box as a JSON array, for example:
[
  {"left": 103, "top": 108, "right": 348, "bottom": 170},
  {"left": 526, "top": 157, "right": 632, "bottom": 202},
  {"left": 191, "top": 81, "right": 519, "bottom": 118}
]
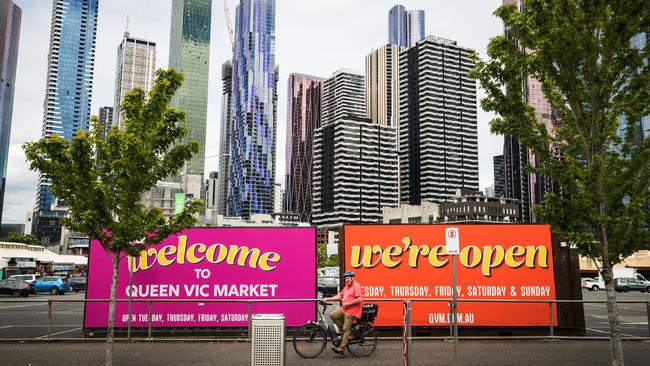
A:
[
  {"left": 342, "top": 224, "right": 557, "bottom": 327},
  {"left": 84, "top": 227, "right": 316, "bottom": 328}
]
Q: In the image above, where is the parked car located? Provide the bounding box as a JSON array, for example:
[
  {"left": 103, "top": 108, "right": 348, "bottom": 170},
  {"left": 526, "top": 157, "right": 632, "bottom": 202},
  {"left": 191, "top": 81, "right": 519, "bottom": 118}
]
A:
[
  {"left": 33, "top": 276, "right": 71, "bottom": 295},
  {"left": 8, "top": 274, "right": 39, "bottom": 284},
  {"left": 317, "top": 274, "right": 339, "bottom": 299},
  {"left": 582, "top": 277, "right": 604, "bottom": 291},
  {"left": 614, "top": 277, "right": 650, "bottom": 293},
  {"left": 0, "top": 279, "right": 33, "bottom": 297},
  {"left": 68, "top": 277, "right": 87, "bottom": 292}
]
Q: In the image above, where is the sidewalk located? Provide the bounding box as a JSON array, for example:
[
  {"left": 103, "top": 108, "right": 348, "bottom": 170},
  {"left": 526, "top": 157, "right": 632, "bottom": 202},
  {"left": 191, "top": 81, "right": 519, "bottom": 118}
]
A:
[{"left": 1, "top": 340, "right": 649, "bottom": 365}]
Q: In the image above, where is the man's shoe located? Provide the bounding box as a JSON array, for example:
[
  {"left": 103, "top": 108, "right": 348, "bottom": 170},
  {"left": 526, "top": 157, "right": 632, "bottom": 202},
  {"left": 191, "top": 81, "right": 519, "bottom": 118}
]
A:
[{"left": 331, "top": 347, "right": 344, "bottom": 354}]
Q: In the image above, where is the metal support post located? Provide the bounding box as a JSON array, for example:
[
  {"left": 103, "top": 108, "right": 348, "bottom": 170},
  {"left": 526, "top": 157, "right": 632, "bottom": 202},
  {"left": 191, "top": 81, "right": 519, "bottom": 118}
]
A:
[
  {"left": 247, "top": 301, "right": 252, "bottom": 342},
  {"left": 452, "top": 254, "right": 458, "bottom": 363},
  {"left": 646, "top": 302, "right": 650, "bottom": 338},
  {"left": 549, "top": 302, "right": 554, "bottom": 338},
  {"left": 402, "top": 300, "right": 412, "bottom": 366},
  {"left": 147, "top": 299, "right": 153, "bottom": 340},
  {"left": 48, "top": 299, "right": 52, "bottom": 341},
  {"left": 128, "top": 264, "right": 133, "bottom": 342}
]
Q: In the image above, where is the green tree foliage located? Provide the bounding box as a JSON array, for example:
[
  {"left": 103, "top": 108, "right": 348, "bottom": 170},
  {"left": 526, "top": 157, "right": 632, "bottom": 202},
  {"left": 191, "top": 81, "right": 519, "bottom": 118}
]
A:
[
  {"left": 2, "top": 233, "right": 40, "bottom": 245},
  {"left": 471, "top": 1, "right": 649, "bottom": 364},
  {"left": 317, "top": 243, "right": 338, "bottom": 268},
  {"left": 23, "top": 69, "right": 202, "bottom": 366}
]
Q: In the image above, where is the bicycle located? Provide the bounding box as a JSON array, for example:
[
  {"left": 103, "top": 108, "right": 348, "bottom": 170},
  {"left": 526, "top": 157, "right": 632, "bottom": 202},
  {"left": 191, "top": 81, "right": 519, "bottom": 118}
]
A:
[{"left": 293, "top": 300, "right": 379, "bottom": 358}]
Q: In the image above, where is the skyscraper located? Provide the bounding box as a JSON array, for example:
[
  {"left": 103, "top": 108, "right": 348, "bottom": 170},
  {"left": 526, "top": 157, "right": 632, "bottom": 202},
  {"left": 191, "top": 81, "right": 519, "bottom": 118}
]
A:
[
  {"left": 399, "top": 36, "right": 479, "bottom": 205},
  {"left": 321, "top": 69, "right": 365, "bottom": 126},
  {"left": 406, "top": 10, "right": 425, "bottom": 48},
  {"left": 388, "top": 5, "right": 407, "bottom": 47},
  {"left": 228, "top": 0, "right": 278, "bottom": 218},
  {"left": 285, "top": 73, "right": 323, "bottom": 222},
  {"left": 312, "top": 117, "right": 398, "bottom": 230},
  {"left": 388, "top": 5, "right": 425, "bottom": 48},
  {"left": 365, "top": 44, "right": 403, "bottom": 127},
  {"left": 0, "top": 0, "right": 21, "bottom": 225},
  {"left": 113, "top": 31, "right": 156, "bottom": 127},
  {"left": 98, "top": 106, "right": 113, "bottom": 138},
  {"left": 501, "top": 0, "right": 558, "bottom": 223},
  {"left": 217, "top": 60, "right": 233, "bottom": 216},
  {"left": 33, "top": 0, "right": 99, "bottom": 245},
  {"left": 168, "top": 0, "right": 211, "bottom": 200},
  {"left": 493, "top": 155, "right": 504, "bottom": 197}
]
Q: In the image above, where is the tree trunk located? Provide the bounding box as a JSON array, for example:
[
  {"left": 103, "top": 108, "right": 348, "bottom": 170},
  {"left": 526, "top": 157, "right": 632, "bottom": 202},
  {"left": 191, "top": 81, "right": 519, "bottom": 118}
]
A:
[
  {"left": 105, "top": 253, "right": 120, "bottom": 366},
  {"left": 600, "top": 224, "right": 624, "bottom": 366}
]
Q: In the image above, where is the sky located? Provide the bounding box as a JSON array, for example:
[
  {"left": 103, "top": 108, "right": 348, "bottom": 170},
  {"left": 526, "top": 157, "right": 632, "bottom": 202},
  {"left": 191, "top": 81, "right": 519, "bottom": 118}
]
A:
[{"left": 4, "top": 0, "right": 504, "bottom": 224}]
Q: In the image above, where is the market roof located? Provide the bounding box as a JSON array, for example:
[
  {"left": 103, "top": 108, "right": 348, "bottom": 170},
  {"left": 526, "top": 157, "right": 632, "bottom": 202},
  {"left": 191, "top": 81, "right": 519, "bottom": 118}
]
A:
[{"left": 0, "top": 241, "right": 87, "bottom": 266}]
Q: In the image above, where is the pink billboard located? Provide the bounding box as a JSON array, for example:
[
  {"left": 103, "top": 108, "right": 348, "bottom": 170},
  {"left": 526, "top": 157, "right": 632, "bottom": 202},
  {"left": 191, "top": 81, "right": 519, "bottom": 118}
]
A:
[{"left": 84, "top": 227, "right": 316, "bottom": 328}]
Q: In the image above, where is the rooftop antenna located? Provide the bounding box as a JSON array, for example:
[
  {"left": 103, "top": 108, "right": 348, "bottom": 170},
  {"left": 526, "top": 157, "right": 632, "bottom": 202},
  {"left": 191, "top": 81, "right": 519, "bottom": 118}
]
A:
[{"left": 124, "top": 14, "right": 130, "bottom": 37}]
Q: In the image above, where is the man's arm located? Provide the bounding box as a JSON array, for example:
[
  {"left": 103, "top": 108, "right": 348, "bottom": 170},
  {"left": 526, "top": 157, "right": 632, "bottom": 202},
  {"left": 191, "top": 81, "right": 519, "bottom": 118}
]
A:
[{"left": 323, "top": 293, "right": 342, "bottom": 302}]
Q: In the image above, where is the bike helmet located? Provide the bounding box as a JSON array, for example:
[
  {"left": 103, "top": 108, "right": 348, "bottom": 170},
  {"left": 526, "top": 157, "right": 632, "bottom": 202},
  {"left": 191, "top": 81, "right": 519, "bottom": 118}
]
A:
[{"left": 343, "top": 271, "right": 355, "bottom": 278}]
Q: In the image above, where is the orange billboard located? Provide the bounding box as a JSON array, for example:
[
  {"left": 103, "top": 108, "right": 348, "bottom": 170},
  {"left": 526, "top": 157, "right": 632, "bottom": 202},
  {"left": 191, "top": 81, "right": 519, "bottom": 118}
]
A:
[{"left": 341, "top": 224, "right": 557, "bottom": 327}]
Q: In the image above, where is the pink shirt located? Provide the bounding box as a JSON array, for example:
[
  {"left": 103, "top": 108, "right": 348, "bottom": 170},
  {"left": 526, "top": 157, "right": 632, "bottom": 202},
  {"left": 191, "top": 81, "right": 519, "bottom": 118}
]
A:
[{"left": 339, "top": 282, "right": 363, "bottom": 318}]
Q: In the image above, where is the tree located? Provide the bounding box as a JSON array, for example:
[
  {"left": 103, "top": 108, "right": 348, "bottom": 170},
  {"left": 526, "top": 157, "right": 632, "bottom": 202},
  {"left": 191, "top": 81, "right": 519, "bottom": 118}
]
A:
[
  {"left": 317, "top": 243, "right": 338, "bottom": 268},
  {"left": 3, "top": 233, "right": 40, "bottom": 245},
  {"left": 471, "top": 2, "right": 650, "bottom": 364},
  {"left": 23, "top": 69, "right": 202, "bottom": 366}
]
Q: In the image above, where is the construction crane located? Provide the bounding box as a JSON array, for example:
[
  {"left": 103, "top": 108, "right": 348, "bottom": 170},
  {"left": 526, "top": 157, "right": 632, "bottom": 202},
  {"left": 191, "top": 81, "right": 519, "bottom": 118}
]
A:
[{"left": 223, "top": 0, "right": 235, "bottom": 50}]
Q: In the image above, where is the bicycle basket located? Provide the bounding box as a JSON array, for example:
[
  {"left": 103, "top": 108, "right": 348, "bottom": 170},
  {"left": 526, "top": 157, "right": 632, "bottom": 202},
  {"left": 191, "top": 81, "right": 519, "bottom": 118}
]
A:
[{"left": 360, "top": 303, "right": 378, "bottom": 322}]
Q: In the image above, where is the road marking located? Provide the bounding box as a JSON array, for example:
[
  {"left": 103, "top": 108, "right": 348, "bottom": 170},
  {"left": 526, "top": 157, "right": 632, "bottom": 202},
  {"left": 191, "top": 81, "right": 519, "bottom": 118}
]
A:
[
  {"left": 0, "top": 325, "right": 11, "bottom": 330},
  {"left": 35, "top": 326, "right": 82, "bottom": 339},
  {"left": 586, "top": 327, "right": 642, "bottom": 339},
  {"left": 0, "top": 303, "right": 49, "bottom": 310}
]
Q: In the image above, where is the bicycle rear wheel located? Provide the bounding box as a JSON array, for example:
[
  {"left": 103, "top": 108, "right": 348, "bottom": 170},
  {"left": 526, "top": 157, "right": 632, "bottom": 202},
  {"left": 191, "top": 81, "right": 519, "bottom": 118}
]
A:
[
  {"left": 293, "top": 323, "right": 327, "bottom": 358},
  {"left": 346, "top": 323, "right": 378, "bottom": 357}
]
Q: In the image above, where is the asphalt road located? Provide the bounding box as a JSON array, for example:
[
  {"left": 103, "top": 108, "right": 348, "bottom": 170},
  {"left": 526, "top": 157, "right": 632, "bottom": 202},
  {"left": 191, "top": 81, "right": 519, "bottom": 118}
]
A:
[{"left": 0, "top": 291, "right": 649, "bottom": 339}]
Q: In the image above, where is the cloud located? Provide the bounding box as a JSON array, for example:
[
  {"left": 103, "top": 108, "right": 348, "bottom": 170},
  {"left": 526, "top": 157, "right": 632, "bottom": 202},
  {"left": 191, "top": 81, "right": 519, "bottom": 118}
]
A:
[{"left": 4, "top": 0, "right": 504, "bottom": 224}]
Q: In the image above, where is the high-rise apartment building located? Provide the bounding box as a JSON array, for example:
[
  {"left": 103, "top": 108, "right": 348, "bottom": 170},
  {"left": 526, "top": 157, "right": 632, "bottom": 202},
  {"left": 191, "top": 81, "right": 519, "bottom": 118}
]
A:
[
  {"left": 98, "top": 106, "right": 113, "bottom": 138},
  {"left": 285, "top": 73, "right": 323, "bottom": 222},
  {"left": 619, "top": 31, "right": 650, "bottom": 147},
  {"left": 168, "top": 0, "right": 211, "bottom": 200},
  {"left": 312, "top": 117, "right": 398, "bottom": 230},
  {"left": 493, "top": 155, "right": 504, "bottom": 198},
  {"left": 365, "top": 44, "right": 403, "bottom": 127},
  {"left": 228, "top": 0, "right": 278, "bottom": 218},
  {"left": 217, "top": 60, "right": 233, "bottom": 215},
  {"left": 321, "top": 69, "right": 365, "bottom": 127},
  {"left": 399, "top": 36, "right": 479, "bottom": 205},
  {"left": 113, "top": 32, "right": 155, "bottom": 127},
  {"left": 33, "top": 0, "right": 99, "bottom": 245},
  {"left": 0, "top": 0, "right": 21, "bottom": 225},
  {"left": 388, "top": 5, "right": 425, "bottom": 48}
]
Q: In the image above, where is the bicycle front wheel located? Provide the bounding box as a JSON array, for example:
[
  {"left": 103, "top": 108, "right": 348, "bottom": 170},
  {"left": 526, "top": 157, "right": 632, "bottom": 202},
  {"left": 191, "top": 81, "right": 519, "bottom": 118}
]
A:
[
  {"left": 293, "top": 323, "right": 327, "bottom": 358},
  {"left": 346, "top": 323, "right": 378, "bottom": 357}
]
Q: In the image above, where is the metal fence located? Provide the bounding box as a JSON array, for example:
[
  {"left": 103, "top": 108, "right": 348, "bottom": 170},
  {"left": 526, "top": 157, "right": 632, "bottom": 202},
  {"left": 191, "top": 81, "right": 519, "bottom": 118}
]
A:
[{"left": 0, "top": 297, "right": 649, "bottom": 342}]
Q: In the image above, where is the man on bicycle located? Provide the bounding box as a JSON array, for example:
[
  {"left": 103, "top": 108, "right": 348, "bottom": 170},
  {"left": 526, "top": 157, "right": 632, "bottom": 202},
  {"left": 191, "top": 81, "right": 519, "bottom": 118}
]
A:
[{"left": 323, "top": 271, "right": 363, "bottom": 354}]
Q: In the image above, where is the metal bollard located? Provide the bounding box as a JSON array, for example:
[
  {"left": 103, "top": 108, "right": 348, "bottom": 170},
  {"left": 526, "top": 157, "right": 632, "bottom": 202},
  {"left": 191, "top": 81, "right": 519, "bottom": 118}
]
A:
[
  {"left": 548, "top": 302, "right": 554, "bottom": 338},
  {"left": 147, "top": 299, "right": 153, "bottom": 340},
  {"left": 48, "top": 299, "right": 52, "bottom": 341}
]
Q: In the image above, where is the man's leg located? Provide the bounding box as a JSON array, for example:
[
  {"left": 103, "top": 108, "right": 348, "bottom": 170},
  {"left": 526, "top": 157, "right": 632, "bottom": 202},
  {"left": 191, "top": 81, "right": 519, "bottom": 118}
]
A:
[
  {"left": 339, "top": 314, "right": 355, "bottom": 348},
  {"left": 330, "top": 308, "right": 344, "bottom": 333}
]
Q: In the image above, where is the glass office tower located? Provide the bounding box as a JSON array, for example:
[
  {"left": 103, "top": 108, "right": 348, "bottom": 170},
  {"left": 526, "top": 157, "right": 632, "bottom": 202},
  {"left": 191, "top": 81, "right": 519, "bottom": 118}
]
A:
[
  {"left": 168, "top": 0, "right": 211, "bottom": 200},
  {"left": 0, "top": 0, "right": 21, "bottom": 225},
  {"left": 388, "top": 5, "right": 424, "bottom": 48},
  {"left": 33, "top": 0, "right": 98, "bottom": 245}
]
